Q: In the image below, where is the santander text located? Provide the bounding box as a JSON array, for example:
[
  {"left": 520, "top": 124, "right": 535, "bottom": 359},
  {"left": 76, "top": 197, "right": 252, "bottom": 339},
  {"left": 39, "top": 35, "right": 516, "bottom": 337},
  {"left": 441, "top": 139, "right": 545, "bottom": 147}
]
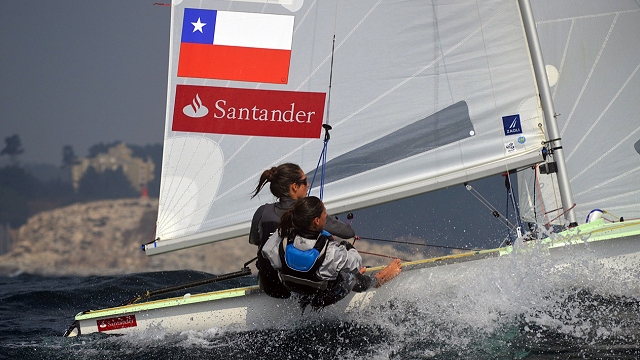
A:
[{"left": 214, "top": 100, "right": 316, "bottom": 123}]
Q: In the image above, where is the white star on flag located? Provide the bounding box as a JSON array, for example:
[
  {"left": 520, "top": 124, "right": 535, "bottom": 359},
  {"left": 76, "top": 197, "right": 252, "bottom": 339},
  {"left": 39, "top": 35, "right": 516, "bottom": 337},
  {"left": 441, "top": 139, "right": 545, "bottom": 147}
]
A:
[{"left": 191, "top": 17, "right": 206, "bottom": 33}]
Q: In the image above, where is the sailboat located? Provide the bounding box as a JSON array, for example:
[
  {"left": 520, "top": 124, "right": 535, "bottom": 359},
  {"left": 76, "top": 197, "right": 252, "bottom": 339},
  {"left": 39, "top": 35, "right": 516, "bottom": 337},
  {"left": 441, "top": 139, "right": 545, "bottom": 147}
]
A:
[{"left": 64, "top": 0, "right": 640, "bottom": 337}]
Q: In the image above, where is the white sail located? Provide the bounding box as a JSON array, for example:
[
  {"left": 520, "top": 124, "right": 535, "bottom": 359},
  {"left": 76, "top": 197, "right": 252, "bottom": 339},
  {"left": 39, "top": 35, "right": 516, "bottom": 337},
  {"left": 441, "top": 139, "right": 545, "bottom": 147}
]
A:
[
  {"left": 147, "top": 0, "right": 546, "bottom": 255},
  {"left": 519, "top": 1, "right": 640, "bottom": 226},
  {"left": 65, "top": 1, "right": 640, "bottom": 339}
]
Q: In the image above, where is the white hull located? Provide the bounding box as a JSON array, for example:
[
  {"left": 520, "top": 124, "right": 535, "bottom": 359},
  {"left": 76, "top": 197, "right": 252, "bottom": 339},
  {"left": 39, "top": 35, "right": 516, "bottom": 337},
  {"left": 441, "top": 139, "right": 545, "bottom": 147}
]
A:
[{"left": 65, "top": 219, "right": 640, "bottom": 337}]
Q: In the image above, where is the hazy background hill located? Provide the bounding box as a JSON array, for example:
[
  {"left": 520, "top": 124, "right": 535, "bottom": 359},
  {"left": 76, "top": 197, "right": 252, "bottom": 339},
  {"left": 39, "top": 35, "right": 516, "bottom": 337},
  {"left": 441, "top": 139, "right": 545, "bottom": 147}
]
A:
[
  {"left": 0, "top": 137, "right": 162, "bottom": 229},
  {"left": 0, "top": 197, "right": 424, "bottom": 277},
  {"left": 0, "top": 137, "right": 511, "bottom": 276}
]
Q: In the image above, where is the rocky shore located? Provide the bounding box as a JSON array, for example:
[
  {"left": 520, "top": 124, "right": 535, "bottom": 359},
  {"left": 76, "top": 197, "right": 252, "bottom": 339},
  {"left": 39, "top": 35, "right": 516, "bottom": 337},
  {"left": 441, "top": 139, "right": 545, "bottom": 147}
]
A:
[
  {"left": 0, "top": 198, "right": 256, "bottom": 276},
  {"left": 0, "top": 198, "right": 421, "bottom": 277}
]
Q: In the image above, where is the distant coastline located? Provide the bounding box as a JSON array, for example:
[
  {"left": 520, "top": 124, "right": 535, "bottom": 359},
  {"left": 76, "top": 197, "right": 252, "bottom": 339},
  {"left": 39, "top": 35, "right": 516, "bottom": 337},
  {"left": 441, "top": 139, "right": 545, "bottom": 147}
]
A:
[{"left": 0, "top": 198, "right": 420, "bottom": 277}]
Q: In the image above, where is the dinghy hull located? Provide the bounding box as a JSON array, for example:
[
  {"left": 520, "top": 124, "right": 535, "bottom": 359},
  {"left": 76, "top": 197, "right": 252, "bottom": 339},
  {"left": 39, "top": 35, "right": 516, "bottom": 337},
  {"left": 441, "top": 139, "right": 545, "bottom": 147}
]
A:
[{"left": 65, "top": 219, "right": 640, "bottom": 337}]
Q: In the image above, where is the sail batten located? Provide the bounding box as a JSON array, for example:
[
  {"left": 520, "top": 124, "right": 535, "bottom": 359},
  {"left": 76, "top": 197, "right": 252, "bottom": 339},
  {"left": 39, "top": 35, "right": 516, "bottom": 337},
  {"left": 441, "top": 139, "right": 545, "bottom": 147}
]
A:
[
  {"left": 148, "top": 148, "right": 543, "bottom": 256},
  {"left": 147, "top": 0, "right": 547, "bottom": 255}
]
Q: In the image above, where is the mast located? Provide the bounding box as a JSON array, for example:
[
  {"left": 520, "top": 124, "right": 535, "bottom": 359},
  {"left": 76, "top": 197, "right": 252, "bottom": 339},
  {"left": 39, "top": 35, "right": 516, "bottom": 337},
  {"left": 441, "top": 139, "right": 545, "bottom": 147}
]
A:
[{"left": 517, "top": 0, "right": 577, "bottom": 226}]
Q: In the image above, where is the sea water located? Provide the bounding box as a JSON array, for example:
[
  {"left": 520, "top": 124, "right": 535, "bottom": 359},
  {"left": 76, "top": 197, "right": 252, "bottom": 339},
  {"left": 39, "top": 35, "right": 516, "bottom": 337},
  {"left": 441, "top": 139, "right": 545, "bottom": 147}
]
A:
[{"left": 1, "top": 242, "right": 640, "bottom": 359}]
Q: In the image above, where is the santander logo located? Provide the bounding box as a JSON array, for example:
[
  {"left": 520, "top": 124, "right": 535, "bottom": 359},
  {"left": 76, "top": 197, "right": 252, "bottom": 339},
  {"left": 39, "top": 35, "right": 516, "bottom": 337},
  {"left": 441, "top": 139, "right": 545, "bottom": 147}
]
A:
[
  {"left": 96, "top": 315, "right": 137, "bottom": 332},
  {"left": 173, "top": 85, "right": 326, "bottom": 139},
  {"left": 183, "top": 93, "right": 209, "bottom": 118}
]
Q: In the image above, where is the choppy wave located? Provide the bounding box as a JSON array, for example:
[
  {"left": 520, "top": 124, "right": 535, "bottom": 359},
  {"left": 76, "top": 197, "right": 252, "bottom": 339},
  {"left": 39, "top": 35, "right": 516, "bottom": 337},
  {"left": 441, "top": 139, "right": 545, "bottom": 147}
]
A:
[{"left": 1, "top": 244, "right": 640, "bottom": 359}]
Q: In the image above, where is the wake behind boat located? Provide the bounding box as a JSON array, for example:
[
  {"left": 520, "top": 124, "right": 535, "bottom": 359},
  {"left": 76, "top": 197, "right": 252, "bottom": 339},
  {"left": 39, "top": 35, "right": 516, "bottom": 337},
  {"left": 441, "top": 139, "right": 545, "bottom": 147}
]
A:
[{"left": 64, "top": 0, "right": 640, "bottom": 337}]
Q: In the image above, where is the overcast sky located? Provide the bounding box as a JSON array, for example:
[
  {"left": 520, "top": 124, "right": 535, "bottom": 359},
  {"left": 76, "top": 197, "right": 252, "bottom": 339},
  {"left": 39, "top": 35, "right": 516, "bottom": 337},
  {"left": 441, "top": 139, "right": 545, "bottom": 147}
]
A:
[
  {"left": 0, "top": 0, "right": 517, "bottom": 249},
  {"left": 0, "top": 1, "right": 170, "bottom": 165}
]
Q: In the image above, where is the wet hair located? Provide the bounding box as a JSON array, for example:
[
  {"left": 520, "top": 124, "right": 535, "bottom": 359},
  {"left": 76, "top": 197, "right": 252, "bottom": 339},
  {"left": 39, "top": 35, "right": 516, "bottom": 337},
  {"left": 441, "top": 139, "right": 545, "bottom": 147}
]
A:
[
  {"left": 278, "top": 196, "right": 324, "bottom": 236},
  {"left": 251, "top": 163, "right": 305, "bottom": 199}
]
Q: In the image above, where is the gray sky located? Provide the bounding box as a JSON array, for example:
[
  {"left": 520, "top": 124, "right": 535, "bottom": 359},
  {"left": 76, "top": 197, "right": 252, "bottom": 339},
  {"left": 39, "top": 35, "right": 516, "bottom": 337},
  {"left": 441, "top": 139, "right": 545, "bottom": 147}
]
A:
[
  {"left": 0, "top": 0, "right": 516, "bottom": 249},
  {"left": 0, "top": 1, "right": 170, "bottom": 165}
]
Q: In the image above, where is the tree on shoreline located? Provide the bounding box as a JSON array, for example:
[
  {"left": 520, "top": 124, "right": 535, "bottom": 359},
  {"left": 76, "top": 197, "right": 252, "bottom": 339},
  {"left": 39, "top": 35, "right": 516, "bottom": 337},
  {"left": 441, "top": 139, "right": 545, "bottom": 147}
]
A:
[
  {"left": 1, "top": 134, "right": 25, "bottom": 165},
  {"left": 0, "top": 140, "right": 164, "bottom": 228},
  {"left": 61, "top": 145, "right": 78, "bottom": 169}
]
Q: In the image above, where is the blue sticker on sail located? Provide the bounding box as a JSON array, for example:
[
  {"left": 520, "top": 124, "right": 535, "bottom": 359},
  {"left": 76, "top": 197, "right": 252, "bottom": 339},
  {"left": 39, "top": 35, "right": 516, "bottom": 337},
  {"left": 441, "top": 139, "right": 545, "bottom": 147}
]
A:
[{"left": 502, "top": 114, "right": 522, "bottom": 136}]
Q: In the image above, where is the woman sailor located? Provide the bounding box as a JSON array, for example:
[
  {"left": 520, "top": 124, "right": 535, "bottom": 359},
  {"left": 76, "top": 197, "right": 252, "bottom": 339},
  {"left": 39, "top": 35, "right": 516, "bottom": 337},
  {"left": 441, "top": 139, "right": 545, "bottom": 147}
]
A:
[
  {"left": 249, "top": 163, "right": 355, "bottom": 298},
  {"left": 262, "top": 196, "right": 402, "bottom": 309}
]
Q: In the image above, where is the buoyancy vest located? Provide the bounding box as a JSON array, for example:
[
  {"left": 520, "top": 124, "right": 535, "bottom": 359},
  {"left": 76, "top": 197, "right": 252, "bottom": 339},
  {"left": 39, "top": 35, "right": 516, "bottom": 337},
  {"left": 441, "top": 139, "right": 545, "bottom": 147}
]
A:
[
  {"left": 257, "top": 204, "right": 279, "bottom": 249},
  {"left": 256, "top": 203, "right": 280, "bottom": 270},
  {"left": 256, "top": 203, "right": 291, "bottom": 299},
  {"left": 278, "top": 230, "right": 331, "bottom": 295}
]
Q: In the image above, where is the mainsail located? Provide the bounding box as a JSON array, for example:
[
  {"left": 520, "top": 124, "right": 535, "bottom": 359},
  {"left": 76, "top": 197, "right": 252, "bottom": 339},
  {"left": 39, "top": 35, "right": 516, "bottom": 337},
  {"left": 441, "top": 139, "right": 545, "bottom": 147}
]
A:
[
  {"left": 146, "top": 0, "right": 547, "bottom": 255},
  {"left": 518, "top": 2, "right": 640, "bottom": 226},
  {"left": 64, "top": 1, "right": 640, "bottom": 339}
]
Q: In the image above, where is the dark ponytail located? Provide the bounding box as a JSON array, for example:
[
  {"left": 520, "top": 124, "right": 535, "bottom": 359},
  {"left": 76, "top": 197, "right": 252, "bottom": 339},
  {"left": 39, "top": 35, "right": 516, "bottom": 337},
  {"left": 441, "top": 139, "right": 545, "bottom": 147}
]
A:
[
  {"left": 251, "top": 163, "right": 304, "bottom": 199},
  {"left": 278, "top": 196, "right": 324, "bottom": 237}
]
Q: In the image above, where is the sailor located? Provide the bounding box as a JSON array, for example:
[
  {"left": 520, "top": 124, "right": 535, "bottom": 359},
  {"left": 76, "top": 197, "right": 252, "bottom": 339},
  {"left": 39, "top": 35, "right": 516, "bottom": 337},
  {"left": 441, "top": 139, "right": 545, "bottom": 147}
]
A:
[
  {"left": 249, "top": 163, "right": 355, "bottom": 298},
  {"left": 261, "top": 196, "right": 402, "bottom": 310}
]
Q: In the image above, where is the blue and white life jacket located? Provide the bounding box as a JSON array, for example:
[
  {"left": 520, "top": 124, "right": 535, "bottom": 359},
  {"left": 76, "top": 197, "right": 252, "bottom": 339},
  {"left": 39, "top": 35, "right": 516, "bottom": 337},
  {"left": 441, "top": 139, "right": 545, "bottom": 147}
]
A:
[{"left": 278, "top": 230, "right": 331, "bottom": 294}]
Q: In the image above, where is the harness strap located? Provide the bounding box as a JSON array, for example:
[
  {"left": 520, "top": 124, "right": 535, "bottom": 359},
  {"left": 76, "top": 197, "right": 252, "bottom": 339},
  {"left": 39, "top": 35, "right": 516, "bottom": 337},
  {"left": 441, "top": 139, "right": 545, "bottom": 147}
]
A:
[
  {"left": 279, "top": 273, "right": 328, "bottom": 291},
  {"left": 278, "top": 232, "right": 331, "bottom": 293}
]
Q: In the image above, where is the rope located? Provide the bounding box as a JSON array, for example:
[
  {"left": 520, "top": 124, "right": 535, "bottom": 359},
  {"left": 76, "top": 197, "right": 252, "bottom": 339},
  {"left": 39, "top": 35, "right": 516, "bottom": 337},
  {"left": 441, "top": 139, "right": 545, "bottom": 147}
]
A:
[
  {"left": 350, "top": 235, "right": 482, "bottom": 262},
  {"left": 118, "top": 266, "right": 252, "bottom": 306},
  {"left": 308, "top": 124, "right": 332, "bottom": 199},
  {"left": 356, "top": 250, "right": 410, "bottom": 262},
  {"left": 534, "top": 164, "right": 551, "bottom": 225},
  {"left": 544, "top": 203, "right": 576, "bottom": 227},
  {"left": 356, "top": 236, "right": 483, "bottom": 252},
  {"left": 603, "top": 209, "right": 622, "bottom": 220},
  {"left": 599, "top": 209, "right": 638, "bottom": 222},
  {"left": 351, "top": 236, "right": 408, "bottom": 261}
]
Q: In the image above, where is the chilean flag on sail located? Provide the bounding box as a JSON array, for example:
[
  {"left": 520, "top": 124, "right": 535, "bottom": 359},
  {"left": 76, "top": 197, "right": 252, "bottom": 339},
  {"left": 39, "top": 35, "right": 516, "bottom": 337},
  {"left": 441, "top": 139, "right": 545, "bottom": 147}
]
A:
[{"left": 178, "top": 8, "right": 294, "bottom": 84}]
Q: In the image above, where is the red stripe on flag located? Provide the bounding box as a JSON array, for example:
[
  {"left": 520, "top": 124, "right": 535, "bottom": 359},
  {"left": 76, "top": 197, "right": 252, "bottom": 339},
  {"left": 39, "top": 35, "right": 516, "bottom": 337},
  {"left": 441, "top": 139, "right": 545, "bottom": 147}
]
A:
[{"left": 177, "top": 43, "right": 291, "bottom": 84}]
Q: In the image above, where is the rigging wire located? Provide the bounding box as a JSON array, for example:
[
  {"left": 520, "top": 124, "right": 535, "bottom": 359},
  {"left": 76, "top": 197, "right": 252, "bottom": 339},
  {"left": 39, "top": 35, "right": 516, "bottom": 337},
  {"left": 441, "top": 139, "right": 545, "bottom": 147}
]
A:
[
  {"left": 308, "top": 124, "right": 332, "bottom": 199},
  {"left": 503, "top": 170, "right": 523, "bottom": 238},
  {"left": 506, "top": 171, "right": 522, "bottom": 226},
  {"left": 464, "top": 182, "right": 517, "bottom": 231},
  {"left": 355, "top": 236, "right": 483, "bottom": 252},
  {"left": 534, "top": 164, "right": 553, "bottom": 228},
  {"left": 465, "top": 181, "right": 522, "bottom": 249},
  {"left": 308, "top": 32, "right": 337, "bottom": 200}
]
